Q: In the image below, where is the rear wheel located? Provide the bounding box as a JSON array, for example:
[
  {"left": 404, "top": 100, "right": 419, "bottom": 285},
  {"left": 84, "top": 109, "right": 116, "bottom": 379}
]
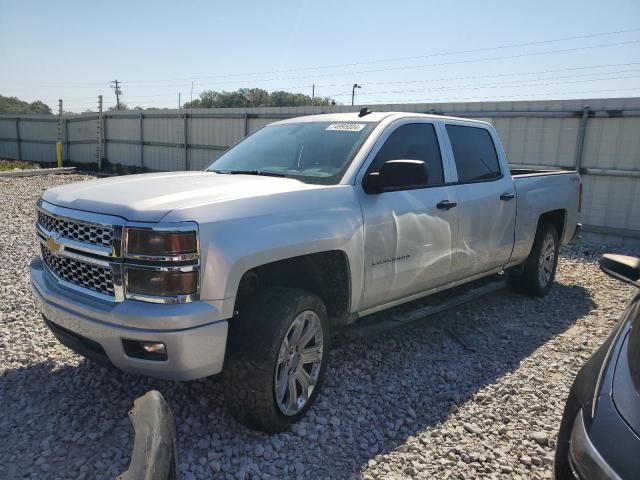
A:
[
  {"left": 507, "top": 222, "right": 559, "bottom": 297},
  {"left": 223, "top": 287, "right": 330, "bottom": 432}
]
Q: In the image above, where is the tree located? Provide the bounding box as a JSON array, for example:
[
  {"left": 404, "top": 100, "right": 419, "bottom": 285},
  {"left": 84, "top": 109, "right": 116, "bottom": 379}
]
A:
[
  {"left": 28, "top": 100, "right": 53, "bottom": 114},
  {"left": 108, "top": 103, "right": 129, "bottom": 111},
  {"left": 0, "top": 95, "right": 53, "bottom": 114},
  {"left": 270, "top": 91, "right": 332, "bottom": 107},
  {"left": 182, "top": 89, "right": 334, "bottom": 109}
]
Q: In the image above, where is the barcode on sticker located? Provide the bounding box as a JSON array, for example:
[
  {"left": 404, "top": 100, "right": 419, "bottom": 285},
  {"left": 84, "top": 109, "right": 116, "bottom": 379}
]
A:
[{"left": 326, "top": 123, "right": 367, "bottom": 132}]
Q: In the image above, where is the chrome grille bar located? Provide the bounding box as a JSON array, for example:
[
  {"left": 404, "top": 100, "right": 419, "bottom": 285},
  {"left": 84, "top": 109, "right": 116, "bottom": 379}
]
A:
[
  {"left": 36, "top": 199, "right": 124, "bottom": 258},
  {"left": 40, "top": 243, "right": 116, "bottom": 298},
  {"left": 37, "top": 209, "right": 113, "bottom": 249}
]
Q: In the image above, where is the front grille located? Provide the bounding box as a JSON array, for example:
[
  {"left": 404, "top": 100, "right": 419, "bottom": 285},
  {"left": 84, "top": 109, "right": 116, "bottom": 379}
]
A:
[
  {"left": 41, "top": 244, "right": 115, "bottom": 297},
  {"left": 38, "top": 209, "right": 113, "bottom": 249}
]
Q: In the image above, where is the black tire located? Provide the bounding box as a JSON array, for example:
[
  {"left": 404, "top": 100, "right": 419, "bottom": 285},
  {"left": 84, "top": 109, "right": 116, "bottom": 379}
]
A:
[
  {"left": 506, "top": 222, "right": 559, "bottom": 297},
  {"left": 222, "top": 286, "right": 330, "bottom": 433}
]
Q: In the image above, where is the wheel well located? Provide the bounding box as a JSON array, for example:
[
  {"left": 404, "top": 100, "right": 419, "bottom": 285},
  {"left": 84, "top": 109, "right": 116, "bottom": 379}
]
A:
[
  {"left": 235, "top": 251, "right": 351, "bottom": 325},
  {"left": 539, "top": 209, "right": 566, "bottom": 239}
]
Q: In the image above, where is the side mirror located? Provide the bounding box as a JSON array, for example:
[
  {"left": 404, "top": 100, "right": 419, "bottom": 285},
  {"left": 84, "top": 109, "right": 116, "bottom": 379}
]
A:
[
  {"left": 365, "top": 159, "right": 429, "bottom": 194},
  {"left": 599, "top": 254, "right": 640, "bottom": 286}
]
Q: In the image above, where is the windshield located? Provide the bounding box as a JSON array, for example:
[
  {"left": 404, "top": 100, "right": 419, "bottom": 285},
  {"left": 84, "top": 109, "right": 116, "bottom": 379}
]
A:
[{"left": 206, "top": 121, "right": 377, "bottom": 185}]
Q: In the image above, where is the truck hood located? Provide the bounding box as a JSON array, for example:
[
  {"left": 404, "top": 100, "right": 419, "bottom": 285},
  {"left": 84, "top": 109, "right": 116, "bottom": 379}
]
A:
[{"left": 42, "top": 171, "right": 323, "bottom": 222}]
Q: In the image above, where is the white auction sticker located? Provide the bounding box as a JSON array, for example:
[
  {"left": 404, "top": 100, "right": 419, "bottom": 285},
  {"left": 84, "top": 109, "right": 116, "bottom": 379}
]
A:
[{"left": 326, "top": 123, "right": 367, "bottom": 132}]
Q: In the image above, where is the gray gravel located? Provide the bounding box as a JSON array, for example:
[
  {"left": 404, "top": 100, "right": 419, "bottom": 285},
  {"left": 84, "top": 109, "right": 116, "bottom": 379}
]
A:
[{"left": 1, "top": 174, "right": 638, "bottom": 480}]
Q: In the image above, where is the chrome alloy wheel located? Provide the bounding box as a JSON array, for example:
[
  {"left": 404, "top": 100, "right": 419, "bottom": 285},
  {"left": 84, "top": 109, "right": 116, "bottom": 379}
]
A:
[
  {"left": 274, "top": 310, "right": 324, "bottom": 416},
  {"left": 538, "top": 233, "right": 556, "bottom": 288}
]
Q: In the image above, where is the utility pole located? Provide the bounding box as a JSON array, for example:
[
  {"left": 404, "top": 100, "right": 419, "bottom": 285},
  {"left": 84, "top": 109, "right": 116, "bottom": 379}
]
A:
[
  {"left": 178, "top": 93, "right": 181, "bottom": 110},
  {"left": 96, "top": 95, "right": 103, "bottom": 171},
  {"left": 110, "top": 80, "right": 121, "bottom": 110},
  {"left": 351, "top": 83, "right": 361, "bottom": 106},
  {"left": 56, "top": 99, "right": 63, "bottom": 167},
  {"left": 311, "top": 84, "right": 315, "bottom": 107}
]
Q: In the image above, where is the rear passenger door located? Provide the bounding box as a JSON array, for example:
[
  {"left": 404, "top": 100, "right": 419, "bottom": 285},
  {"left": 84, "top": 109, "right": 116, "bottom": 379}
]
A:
[
  {"left": 443, "top": 123, "right": 516, "bottom": 278},
  {"left": 358, "top": 121, "right": 459, "bottom": 309}
]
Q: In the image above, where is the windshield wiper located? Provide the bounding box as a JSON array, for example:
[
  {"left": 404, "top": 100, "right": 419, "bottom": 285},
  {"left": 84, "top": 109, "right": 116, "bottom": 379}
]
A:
[{"left": 210, "top": 169, "right": 286, "bottom": 178}]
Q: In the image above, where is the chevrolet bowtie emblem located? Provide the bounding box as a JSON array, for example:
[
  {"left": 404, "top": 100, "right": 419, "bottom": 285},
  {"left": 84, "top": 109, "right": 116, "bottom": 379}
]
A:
[{"left": 46, "top": 233, "right": 63, "bottom": 253}]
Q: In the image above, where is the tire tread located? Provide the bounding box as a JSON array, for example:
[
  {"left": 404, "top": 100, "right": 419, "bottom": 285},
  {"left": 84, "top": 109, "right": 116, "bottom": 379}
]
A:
[
  {"left": 507, "top": 222, "right": 559, "bottom": 297},
  {"left": 223, "top": 286, "right": 329, "bottom": 432}
]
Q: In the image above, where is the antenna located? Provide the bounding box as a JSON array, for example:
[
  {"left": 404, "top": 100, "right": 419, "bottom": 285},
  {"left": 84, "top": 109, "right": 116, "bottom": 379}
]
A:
[{"left": 358, "top": 107, "right": 371, "bottom": 117}]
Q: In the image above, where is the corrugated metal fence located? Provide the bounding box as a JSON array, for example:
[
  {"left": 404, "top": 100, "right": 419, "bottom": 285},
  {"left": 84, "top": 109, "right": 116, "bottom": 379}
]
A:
[{"left": 1, "top": 97, "right": 639, "bottom": 244}]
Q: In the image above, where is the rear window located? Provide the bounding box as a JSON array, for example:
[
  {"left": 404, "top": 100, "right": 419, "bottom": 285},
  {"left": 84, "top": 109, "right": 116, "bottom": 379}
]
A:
[{"left": 446, "top": 125, "right": 501, "bottom": 183}]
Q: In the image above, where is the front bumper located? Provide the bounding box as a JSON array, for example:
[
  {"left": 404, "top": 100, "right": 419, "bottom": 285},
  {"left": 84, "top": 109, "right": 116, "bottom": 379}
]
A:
[
  {"left": 31, "top": 257, "right": 228, "bottom": 381},
  {"left": 555, "top": 302, "right": 640, "bottom": 480},
  {"left": 569, "top": 409, "right": 623, "bottom": 480}
]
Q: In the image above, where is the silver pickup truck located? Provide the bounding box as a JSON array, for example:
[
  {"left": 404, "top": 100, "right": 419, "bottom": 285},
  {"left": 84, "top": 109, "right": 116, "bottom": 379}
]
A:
[{"left": 31, "top": 111, "right": 582, "bottom": 432}]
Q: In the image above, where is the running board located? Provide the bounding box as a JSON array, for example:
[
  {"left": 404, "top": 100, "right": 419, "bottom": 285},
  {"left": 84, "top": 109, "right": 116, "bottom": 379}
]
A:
[{"left": 345, "top": 277, "right": 505, "bottom": 339}]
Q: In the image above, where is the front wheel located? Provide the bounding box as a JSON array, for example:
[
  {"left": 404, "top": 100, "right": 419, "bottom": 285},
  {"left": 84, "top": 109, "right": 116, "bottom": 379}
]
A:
[
  {"left": 223, "top": 287, "right": 330, "bottom": 433},
  {"left": 507, "top": 222, "right": 559, "bottom": 297}
]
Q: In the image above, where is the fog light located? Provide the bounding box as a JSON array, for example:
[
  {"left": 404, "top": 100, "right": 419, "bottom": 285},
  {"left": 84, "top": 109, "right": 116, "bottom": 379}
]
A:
[
  {"left": 141, "top": 342, "right": 166, "bottom": 354},
  {"left": 122, "top": 339, "right": 168, "bottom": 361}
]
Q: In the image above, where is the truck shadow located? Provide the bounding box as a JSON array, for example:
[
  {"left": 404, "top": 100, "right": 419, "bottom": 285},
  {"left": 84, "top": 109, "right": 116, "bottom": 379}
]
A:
[{"left": 1, "top": 282, "right": 594, "bottom": 480}]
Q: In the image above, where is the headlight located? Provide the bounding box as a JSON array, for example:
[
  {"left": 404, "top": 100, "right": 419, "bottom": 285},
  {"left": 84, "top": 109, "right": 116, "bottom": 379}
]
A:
[
  {"left": 125, "top": 227, "right": 197, "bottom": 258},
  {"left": 123, "top": 223, "right": 200, "bottom": 303},
  {"left": 126, "top": 267, "right": 198, "bottom": 298}
]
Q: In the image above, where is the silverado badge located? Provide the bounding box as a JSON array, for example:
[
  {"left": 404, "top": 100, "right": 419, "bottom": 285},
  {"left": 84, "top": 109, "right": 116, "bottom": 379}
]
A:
[{"left": 46, "top": 233, "right": 63, "bottom": 253}]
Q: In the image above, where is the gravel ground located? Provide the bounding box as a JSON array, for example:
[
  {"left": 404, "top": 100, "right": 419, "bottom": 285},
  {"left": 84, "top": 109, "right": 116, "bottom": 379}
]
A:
[{"left": 1, "top": 173, "right": 639, "bottom": 480}]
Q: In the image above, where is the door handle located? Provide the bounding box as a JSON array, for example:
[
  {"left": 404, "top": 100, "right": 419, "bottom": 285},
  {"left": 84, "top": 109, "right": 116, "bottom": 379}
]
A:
[
  {"left": 500, "top": 192, "right": 515, "bottom": 201},
  {"left": 436, "top": 200, "right": 457, "bottom": 210}
]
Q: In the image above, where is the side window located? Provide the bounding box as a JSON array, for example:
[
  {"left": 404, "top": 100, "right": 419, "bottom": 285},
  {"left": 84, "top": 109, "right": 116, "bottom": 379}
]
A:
[
  {"left": 372, "top": 123, "right": 444, "bottom": 186},
  {"left": 446, "top": 125, "right": 501, "bottom": 183}
]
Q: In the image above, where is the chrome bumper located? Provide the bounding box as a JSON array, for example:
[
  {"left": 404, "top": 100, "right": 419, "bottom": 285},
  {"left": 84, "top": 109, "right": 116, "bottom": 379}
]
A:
[{"left": 31, "top": 257, "right": 228, "bottom": 381}]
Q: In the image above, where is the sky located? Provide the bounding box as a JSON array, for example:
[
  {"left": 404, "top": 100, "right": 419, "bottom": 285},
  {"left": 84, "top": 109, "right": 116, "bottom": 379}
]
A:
[{"left": 1, "top": 0, "right": 639, "bottom": 112}]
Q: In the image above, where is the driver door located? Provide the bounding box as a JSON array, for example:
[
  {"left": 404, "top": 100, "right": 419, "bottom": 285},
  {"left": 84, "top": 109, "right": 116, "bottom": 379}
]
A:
[{"left": 357, "top": 121, "right": 459, "bottom": 310}]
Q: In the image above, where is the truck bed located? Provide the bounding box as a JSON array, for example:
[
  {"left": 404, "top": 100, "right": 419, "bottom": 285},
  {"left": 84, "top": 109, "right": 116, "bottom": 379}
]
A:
[{"left": 509, "top": 167, "right": 581, "bottom": 265}]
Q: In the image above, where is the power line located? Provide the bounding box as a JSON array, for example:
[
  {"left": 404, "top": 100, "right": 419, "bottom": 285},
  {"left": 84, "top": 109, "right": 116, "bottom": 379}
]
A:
[
  {"left": 20, "top": 63, "right": 640, "bottom": 104},
  {"left": 323, "top": 72, "right": 640, "bottom": 98},
  {"left": 313, "top": 62, "right": 640, "bottom": 90},
  {"left": 60, "top": 78, "right": 640, "bottom": 111},
  {"left": 55, "top": 67, "right": 640, "bottom": 106},
  {"left": 227, "top": 40, "right": 640, "bottom": 85},
  {"left": 365, "top": 86, "right": 640, "bottom": 105},
  {"left": 15, "top": 29, "right": 625, "bottom": 92},
  {"left": 119, "top": 70, "right": 639, "bottom": 102},
  {"left": 39, "top": 61, "right": 640, "bottom": 106},
  {"left": 116, "top": 39, "right": 640, "bottom": 90},
  {"left": 113, "top": 61, "right": 640, "bottom": 95},
  {"left": 120, "top": 27, "right": 640, "bottom": 84},
  {"left": 4, "top": 45, "right": 639, "bottom": 98},
  {"left": 30, "top": 70, "right": 640, "bottom": 110},
  {"left": 2, "top": 27, "right": 639, "bottom": 95},
  {"left": 61, "top": 86, "right": 640, "bottom": 113}
]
